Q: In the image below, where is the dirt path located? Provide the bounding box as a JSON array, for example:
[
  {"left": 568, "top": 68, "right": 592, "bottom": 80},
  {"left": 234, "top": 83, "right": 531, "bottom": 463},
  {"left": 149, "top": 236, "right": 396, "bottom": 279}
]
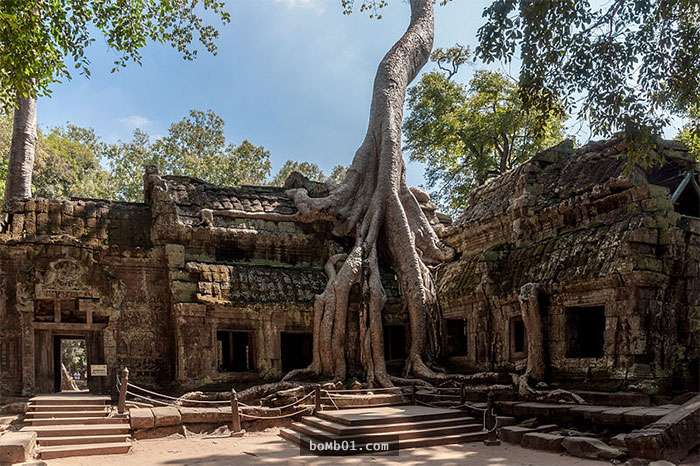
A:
[{"left": 44, "top": 428, "right": 625, "bottom": 466}]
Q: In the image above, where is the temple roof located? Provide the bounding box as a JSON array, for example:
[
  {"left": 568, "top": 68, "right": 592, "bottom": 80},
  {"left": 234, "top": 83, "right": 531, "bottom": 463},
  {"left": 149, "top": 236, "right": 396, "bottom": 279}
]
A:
[{"left": 452, "top": 138, "right": 695, "bottom": 228}]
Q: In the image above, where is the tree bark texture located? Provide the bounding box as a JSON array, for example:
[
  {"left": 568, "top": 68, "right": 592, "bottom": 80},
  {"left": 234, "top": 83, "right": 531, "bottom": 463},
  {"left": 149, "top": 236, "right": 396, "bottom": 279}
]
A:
[
  {"left": 4, "top": 97, "right": 37, "bottom": 206},
  {"left": 518, "top": 282, "right": 545, "bottom": 381},
  {"left": 283, "top": 0, "right": 454, "bottom": 387}
]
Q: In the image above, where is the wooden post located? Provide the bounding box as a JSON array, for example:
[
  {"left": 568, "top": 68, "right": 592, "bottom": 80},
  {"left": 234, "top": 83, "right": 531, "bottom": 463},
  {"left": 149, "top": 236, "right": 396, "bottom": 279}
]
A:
[
  {"left": 117, "top": 367, "right": 128, "bottom": 414},
  {"left": 411, "top": 383, "right": 416, "bottom": 405},
  {"left": 483, "top": 390, "right": 500, "bottom": 446},
  {"left": 314, "top": 385, "right": 321, "bottom": 414},
  {"left": 231, "top": 389, "right": 241, "bottom": 433},
  {"left": 460, "top": 380, "right": 466, "bottom": 405}
]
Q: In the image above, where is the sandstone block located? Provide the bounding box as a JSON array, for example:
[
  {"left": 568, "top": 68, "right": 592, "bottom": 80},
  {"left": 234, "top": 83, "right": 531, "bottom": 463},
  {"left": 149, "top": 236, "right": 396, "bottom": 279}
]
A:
[
  {"left": 152, "top": 406, "right": 181, "bottom": 427},
  {"left": 130, "top": 408, "right": 155, "bottom": 430},
  {"left": 562, "top": 436, "right": 625, "bottom": 460},
  {"left": 521, "top": 432, "right": 564, "bottom": 452},
  {"left": 501, "top": 424, "right": 558, "bottom": 444},
  {"left": 0, "top": 431, "right": 37, "bottom": 464},
  {"left": 179, "top": 407, "right": 223, "bottom": 424}
]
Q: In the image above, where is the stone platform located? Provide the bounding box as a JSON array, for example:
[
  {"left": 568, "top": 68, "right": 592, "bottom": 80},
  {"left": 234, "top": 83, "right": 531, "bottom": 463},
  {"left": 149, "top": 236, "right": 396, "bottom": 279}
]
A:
[{"left": 280, "top": 405, "right": 486, "bottom": 453}]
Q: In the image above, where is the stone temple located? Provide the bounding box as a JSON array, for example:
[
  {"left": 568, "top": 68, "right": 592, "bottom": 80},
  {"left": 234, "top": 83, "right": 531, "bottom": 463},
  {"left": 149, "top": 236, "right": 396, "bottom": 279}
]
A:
[{"left": 0, "top": 137, "right": 698, "bottom": 398}]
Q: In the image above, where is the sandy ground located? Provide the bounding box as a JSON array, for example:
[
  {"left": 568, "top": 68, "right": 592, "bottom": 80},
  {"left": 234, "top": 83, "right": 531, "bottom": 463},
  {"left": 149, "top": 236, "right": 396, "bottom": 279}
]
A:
[{"left": 41, "top": 428, "right": 646, "bottom": 466}]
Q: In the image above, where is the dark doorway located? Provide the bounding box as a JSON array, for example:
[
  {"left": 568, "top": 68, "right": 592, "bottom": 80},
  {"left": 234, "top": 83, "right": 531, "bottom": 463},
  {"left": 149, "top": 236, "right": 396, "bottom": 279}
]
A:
[
  {"left": 217, "top": 330, "right": 254, "bottom": 372},
  {"left": 53, "top": 337, "right": 87, "bottom": 392},
  {"left": 510, "top": 317, "right": 526, "bottom": 356},
  {"left": 566, "top": 306, "right": 606, "bottom": 358},
  {"left": 281, "top": 332, "right": 313, "bottom": 372},
  {"left": 445, "top": 319, "right": 467, "bottom": 357},
  {"left": 383, "top": 325, "right": 407, "bottom": 361}
]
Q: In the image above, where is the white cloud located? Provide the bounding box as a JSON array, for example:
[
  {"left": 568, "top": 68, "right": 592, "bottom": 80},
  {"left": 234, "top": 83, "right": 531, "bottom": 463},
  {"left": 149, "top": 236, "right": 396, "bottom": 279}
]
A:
[
  {"left": 118, "top": 115, "right": 152, "bottom": 130},
  {"left": 274, "top": 0, "right": 326, "bottom": 14}
]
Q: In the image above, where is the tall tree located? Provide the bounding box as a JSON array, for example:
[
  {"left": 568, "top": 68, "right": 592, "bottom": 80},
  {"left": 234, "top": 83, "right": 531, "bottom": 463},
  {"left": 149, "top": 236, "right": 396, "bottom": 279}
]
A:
[
  {"left": 677, "top": 104, "right": 700, "bottom": 159},
  {"left": 405, "top": 48, "right": 564, "bottom": 210},
  {"left": 0, "top": 1, "right": 229, "bottom": 205},
  {"left": 270, "top": 160, "right": 327, "bottom": 186},
  {"left": 477, "top": 0, "right": 700, "bottom": 159},
  {"left": 282, "top": 0, "right": 454, "bottom": 386},
  {"left": 107, "top": 110, "right": 271, "bottom": 202}
]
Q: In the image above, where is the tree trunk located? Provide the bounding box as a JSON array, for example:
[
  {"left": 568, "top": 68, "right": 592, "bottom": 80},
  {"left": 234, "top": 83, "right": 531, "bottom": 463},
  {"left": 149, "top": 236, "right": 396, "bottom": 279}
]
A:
[
  {"left": 4, "top": 97, "right": 37, "bottom": 206},
  {"left": 284, "top": 0, "right": 454, "bottom": 387},
  {"left": 518, "top": 282, "right": 545, "bottom": 381}
]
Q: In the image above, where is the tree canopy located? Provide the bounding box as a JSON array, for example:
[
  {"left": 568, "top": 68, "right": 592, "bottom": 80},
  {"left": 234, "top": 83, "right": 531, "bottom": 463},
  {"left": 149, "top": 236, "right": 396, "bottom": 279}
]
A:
[
  {"left": 269, "top": 160, "right": 347, "bottom": 187},
  {"left": 106, "top": 110, "right": 272, "bottom": 201},
  {"left": 404, "top": 46, "right": 564, "bottom": 211},
  {"left": 476, "top": 0, "right": 700, "bottom": 154},
  {"left": 0, "top": 1, "right": 229, "bottom": 110}
]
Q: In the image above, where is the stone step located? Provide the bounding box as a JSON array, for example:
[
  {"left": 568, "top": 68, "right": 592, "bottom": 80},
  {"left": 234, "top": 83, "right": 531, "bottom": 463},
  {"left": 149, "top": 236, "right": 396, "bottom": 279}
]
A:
[
  {"left": 28, "top": 404, "right": 110, "bottom": 412},
  {"left": 25, "top": 410, "right": 109, "bottom": 419},
  {"left": 29, "top": 396, "right": 109, "bottom": 407},
  {"left": 37, "top": 434, "right": 131, "bottom": 447},
  {"left": 22, "top": 424, "right": 131, "bottom": 437},
  {"left": 26, "top": 416, "right": 128, "bottom": 426},
  {"left": 316, "top": 406, "right": 466, "bottom": 426},
  {"left": 302, "top": 415, "right": 478, "bottom": 435},
  {"left": 280, "top": 428, "right": 488, "bottom": 453},
  {"left": 37, "top": 442, "right": 131, "bottom": 460},
  {"left": 573, "top": 390, "right": 651, "bottom": 407},
  {"left": 290, "top": 419, "right": 483, "bottom": 443}
]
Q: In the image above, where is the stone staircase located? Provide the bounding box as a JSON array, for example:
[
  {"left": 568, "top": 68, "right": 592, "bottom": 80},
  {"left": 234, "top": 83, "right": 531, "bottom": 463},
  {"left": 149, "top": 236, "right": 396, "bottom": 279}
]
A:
[
  {"left": 20, "top": 393, "right": 131, "bottom": 460},
  {"left": 280, "top": 405, "right": 487, "bottom": 453}
]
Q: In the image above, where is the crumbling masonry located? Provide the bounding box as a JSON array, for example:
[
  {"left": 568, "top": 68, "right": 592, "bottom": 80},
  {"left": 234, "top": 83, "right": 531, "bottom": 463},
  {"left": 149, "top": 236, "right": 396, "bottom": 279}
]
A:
[{"left": 0, "top": 138, "right": 697, "bottom": 397}]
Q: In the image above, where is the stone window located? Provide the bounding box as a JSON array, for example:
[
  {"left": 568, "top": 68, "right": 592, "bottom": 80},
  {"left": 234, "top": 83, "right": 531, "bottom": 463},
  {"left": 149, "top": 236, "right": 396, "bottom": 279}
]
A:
[
  {"left": 34, "top": 300, "right": 55, "bottom": 322},
  {"left": 566, "top": 306, "right": 605, "bottom": 358},
  {"left": 509, "top": 316, "right": 527, "bottom": 359},
  {"left": 445, "top": 319, "right": 467, "bottom": 357},
  {"left": 383, "top": 325, "right": 407, "bottom": 361},
  {"left": 281, "top": 332, "right": 313, "bottom": 372},
  {"left": 217, "top": 330, "right": 254, "bottom": 372},
  {"left": 59, "top": 300, "right": 83, "bottom": 323},
  {"left": 672, "top": 172, "right": 700, "bottom": 217},
  {"left": 34, "top": 299, "right": 84, "bottom": 323}
]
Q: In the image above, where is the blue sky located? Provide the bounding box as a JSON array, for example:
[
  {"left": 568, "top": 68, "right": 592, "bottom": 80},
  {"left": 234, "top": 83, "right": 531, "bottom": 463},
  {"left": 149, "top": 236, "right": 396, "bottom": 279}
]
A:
[{"left": 38, "top": 0, "right": 506, "bottom": 187}]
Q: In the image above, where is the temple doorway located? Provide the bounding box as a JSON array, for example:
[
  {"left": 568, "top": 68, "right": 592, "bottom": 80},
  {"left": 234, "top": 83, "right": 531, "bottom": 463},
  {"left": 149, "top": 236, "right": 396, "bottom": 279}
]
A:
[{"left": 53, "top": 337, "right": 88, "bottom": 392}]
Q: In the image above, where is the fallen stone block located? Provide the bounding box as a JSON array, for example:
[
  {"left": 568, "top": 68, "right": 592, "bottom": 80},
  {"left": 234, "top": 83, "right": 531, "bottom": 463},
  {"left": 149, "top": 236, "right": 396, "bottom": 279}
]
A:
[
  {"left": 623, "top": 408, "right": 674, "bottom": 428},
  {"left": 501, "top": 424, "right": 558, "bottom": 444},
  {"left": 130, "top": 407, "right": 155, "bottom": 430},
  {"left": 562, "top": 436, "right": 625, "bottom": 460},
  {"left": 152, "top": 406, "right": 181, "bottom": 427},
  {"left": 179, "top": 407, "right": 223, "bottom": 424},
  {"left": 0, "top": 431, "right": 37, "bottom": 464},
  {"left": 593, "top": 406, "right": 636, "bottom": 425},
  {"left": 520, "top": 432, "right": 564, "bottom": 452},
  {"left": 625, "top": 394, "right": 700, "bottom": 462}
]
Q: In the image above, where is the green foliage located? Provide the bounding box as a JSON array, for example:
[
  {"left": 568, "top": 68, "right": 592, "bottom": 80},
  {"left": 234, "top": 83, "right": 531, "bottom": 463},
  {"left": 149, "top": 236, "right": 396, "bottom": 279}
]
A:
[
  {"left": 34, "top": 125, "right": 112, "bottom": 199},
  {"left": 405, "top": 48, "right": 564, "bottom": 211},
  {"left": 0, "top": 1, "right": 230, "bottom": 110},
  {"left": 270, "top": 160, "right": 327, "bottom": 187},
  {"left": 107, "top": 110, "right": 272, "bottom": 202},
  {"left": 476, "top": 0, "right": 700, "bottom": 149},
  {"left": 327, "top": 165, "right": 348, "bottom": 186},
  {"left": 0, "top": 113, "right": 110, "bottom": 199},
  {"left": 0, "top": 109, "right": 274, "bottom": 202},
  {"left": 678, "top": 105, "right": 700, "bottom": 160}
]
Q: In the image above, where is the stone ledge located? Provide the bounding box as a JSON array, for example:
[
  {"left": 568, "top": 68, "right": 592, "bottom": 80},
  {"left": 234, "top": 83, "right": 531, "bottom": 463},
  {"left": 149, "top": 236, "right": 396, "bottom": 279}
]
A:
[{"left": 0, "top": 431, "right": 37, "bottom": 464}]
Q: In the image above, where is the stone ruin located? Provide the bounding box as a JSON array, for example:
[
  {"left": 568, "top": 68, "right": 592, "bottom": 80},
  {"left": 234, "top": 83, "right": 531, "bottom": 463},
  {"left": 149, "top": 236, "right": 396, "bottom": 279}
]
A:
[{"left": 0, "top": 137, "right": 698, "bottom": 461}]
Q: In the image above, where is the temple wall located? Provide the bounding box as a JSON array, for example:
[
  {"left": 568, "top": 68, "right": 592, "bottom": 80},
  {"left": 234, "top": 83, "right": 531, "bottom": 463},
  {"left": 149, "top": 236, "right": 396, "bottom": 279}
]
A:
[{"left": 438, "top": 173, "right": 700, "bottom": 393}]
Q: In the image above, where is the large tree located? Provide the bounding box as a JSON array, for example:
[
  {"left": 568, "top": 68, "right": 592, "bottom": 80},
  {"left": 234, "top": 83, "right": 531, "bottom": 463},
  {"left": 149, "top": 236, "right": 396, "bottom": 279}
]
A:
[
  {"left": 106, "top": 110, "right": 272, "bottom": 202},
  {"left": 477, "top": 0, "right": 700, "bottom": 156},
  {"left": 405, "top": 47, "right": 565, "bottom": 211},
  {"left": 1, "top": 1, "right": 229, "bottom": 205},
  {"left": 280, "top": 0, "right": 453, "bottom": 386},
  {"left": 0, "top": 114, "right": 111, "bottom": 199}
]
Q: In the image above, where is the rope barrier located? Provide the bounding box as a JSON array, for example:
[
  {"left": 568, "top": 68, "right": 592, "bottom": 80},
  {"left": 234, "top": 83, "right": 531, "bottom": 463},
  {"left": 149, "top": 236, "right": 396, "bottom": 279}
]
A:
[
  {"left": 324, "top": 387, "right": 404, "bottom": 393},
  {"left": 125, "top": 390, "right": 178, "bottom": 407},
  {"left": 239, "top": 406, "right": 312, "bottom": 420},
  {"left": 127, "top": 383, "right": 230, "bottom": 405},
  {"left": 268, "top": 391, "right": 315, "bottom": 411},
  {"left": 321, "top": 390, "right": 339, "bottom": 410}
]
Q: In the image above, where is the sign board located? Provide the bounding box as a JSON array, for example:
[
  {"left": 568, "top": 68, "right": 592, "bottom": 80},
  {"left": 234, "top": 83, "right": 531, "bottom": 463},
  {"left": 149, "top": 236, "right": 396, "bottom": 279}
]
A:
[{"left": 90, "top": 364, "right": 108, "bottom": 377}]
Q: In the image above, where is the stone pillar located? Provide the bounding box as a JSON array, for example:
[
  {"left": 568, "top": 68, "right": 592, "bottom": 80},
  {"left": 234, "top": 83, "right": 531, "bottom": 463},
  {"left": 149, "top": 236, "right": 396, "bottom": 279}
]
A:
[
  {"left": 19, "top": 310, "right": 34, "bottom": 396},
  {"left": 518, "top": 283, "right": 545, "bottom": 381}
]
